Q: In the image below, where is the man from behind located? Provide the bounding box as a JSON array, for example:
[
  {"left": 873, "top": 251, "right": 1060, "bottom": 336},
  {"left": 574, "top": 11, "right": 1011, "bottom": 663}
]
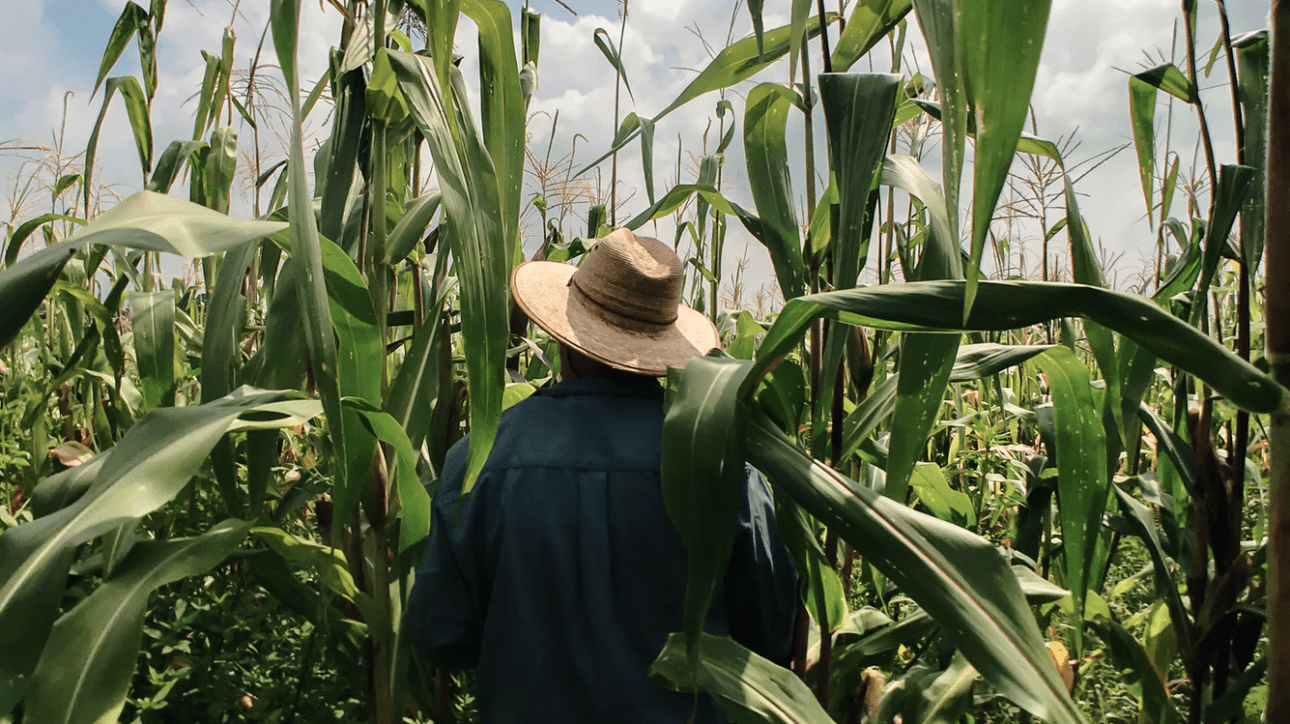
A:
[{"left": 405, "top": 228, "right": 798, "bottom": 722}]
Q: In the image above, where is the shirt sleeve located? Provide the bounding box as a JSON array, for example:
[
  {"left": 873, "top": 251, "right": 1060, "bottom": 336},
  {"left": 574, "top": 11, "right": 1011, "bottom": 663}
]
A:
[
  {"left": 404, "top": 441, "right": 482, "bottom": 670},
  {"left": 723, "top": 464, "right": 799, "bottom": 665}
]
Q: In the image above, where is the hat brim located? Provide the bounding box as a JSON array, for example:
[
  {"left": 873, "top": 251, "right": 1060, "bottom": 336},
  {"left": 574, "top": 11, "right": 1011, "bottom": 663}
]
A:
[{"left": 511, "top": 260, "right": 720, "bottom": 376}]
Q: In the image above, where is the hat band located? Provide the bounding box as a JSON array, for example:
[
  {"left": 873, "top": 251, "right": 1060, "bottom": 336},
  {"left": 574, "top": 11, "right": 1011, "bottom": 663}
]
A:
[
  {"left": 569, "top": 273, "right": 679, "bottom": 327},
  {"left": 567, "top": 275, "right": 677, "bottom": 333}
]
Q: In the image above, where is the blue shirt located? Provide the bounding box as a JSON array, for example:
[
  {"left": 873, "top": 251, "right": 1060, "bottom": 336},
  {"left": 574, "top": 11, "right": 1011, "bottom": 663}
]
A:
[{"left": 405, "top": 375, "right": 798, "bottom": 723}]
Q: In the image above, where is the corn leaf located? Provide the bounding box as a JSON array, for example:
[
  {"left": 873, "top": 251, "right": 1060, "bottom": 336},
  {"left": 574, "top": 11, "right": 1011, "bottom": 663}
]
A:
[
  {"left": 1032, "top": 346, "right": 1107, "bottom": 655},
  {"left": 958, "top": 0, "right": 1053, "bottom": 319},
  {"left": 831, "top": 0, "right": 913, "bottom": 72},
  {"left": 273, "top": 0, "right": 349, "bottom": 520},
  {"left": 23, "top": 520, "right": 253, "bottom": 724},
  {"left": 1089, "top": 618, "right": 1182, "bottom": 724},
  {"left": 747, "top": 280, "right": 1283, "bottom": 415},
  {"left": 1129, "top": 76, "right": 1157, "bottom": 226},
  {"left": 748, "top": 409, "right": 1084, "bottom": 724},
  {"left": 92, "top": 2, "right": 148, "bottom": 98},
  {"left": 130, "top": 290, "right": 176, "bottom": 410},
  {"left": 390, "top": 51, "right": 509, "bottom": 494},
  {"left": 0, "top": 191, "right": 282, "bottom": 351},
  {"left": 661, "top": 353, "right": 752, "bottom": 672},
  {"left": 464, "top": 0, "right": 525, "bottom": 265},
  {"left": 743, "top": 83, "right": 805, "bottom": 298},
  {"left": 0, "top": 390, "right": 319, "bottom": 712},
  {"left": 650, "top": 632, "right": 831, "bottom": 723},
  {"left": 819, "top": 73, "right": 900, "bottom": 291},
  {"left": 578, "top": 15, "right": 832, "bottom": 176},
  {"left": 386, "top": 191, "right": 442, "bottom": 263},
  {"left": 1236, "top": 31, "right": 1269, "bottom": 269}
]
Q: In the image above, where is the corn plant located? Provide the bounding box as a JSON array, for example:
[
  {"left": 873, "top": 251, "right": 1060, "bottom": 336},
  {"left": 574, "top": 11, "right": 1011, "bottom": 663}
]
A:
[{"left": 0, "top": 0, "right": 1284, "bottom": 722}]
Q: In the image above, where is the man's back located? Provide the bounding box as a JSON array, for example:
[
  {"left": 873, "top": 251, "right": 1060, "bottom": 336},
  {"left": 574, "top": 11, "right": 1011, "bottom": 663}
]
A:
[{"left": 405, "top": 375, "right": 797, "bottom": 723}]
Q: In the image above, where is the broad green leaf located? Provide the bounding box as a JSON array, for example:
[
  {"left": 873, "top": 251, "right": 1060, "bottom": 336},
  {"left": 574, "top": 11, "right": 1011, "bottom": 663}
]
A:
[
  {"left": 1089, "top": 618, "right": 1181, "bottom": 724},
  {"left": 1137, "top": 403, "right": 1196, "bottom": 499},
  {"left": 0, "top": 389, "right": 319, "bottom": 711},
  {"left": 270, "top": 0, "right": 299, "bottom": 95},
  {"left": 390, "top": 51, "right": 509, "bottom": 494},
  {"left": 909, "top": 653, "right": 977, "bottom": 724},
  {"left": 840, "top": 374, "right": 899, "bottom": 462},
  {"left": 1129, "top": 76, "right": 1157, "bottom": 226},
  {"left": 0, "top": 191, "right": 283, "bottom": 351},
  {"left": 831, "top": 0, "right": 914, "bottom": 72},
  {"left": 879, "top": 155, "right": 958, "bottom": 277},
  {"left": 147, "top": 139, "right": 207, "bottom": 194},
  {"left": 1060, "top": 171, "right": 1125, "bottom": 448},
  {"left": 201, "top": 127, "right": 237, "bottom": 214},
  {"left": 748, "top": 410, "right": 1083, "bottom": 723},
  {"left": 1134, "top": 63, "right": 1197, "bottom": 103},
  {"left": 251, "top": 526, "right": 385, "bottom": 627},
  {"left": 881, "top": 151, "right": 962, "bottom": 502},
  {"left": 640, "top": 117, "right": 657, "bottom": 205},
  {"left": 727, "top": 310, "right": 766, "bottom": 360},
  {"left": 911, "top": 0, "right": 967, "bottom": 283},
  {"left": 92, "top": 2, "right": 148, "bottom": 98},
  {"left": 887, "top": 333, "right": 956, "bottom": 502},
  {"left": 746, "top": 280, "right": 1282, "bottom": 415},
  {"left": 1154, "top": 221, "right": 1202, "bottom": 302},
  {"left": 950, "top": 343, "right": 1052, "bottom": 381},
  {"left": 464, "top": 0, "right": 525, "bottom": 266},
  {"left": 909, "top": 462, "right": 975, "bottom": 527},
  {"left": 386, "top": 303, "right": 448, "bottom": 453},
  {"left": 85, "top": 76, "right": 152, "bottom": 210},
  {"left": 1032, "top": 346, "right": 1107, "bottom": 655},
  {"left": 1192, "top": 164, "right": 1255, "bottom": 325},
  {"left": 819, "top": 73, "right": 900, "bottom": 290},
  {"left": 193, "top": 51, "right": 221, "bottom": 141},
  {"left": 747, "top": 0, "right": 766, "bottom": 58},
  {"left": 345, "top": 400, "right": 431, "bottom": 553},
  {"left": 130, "top": 290, "right": 175, "bottom": 409},
  {"left": 743, "top": 83, "right": 806, "bottom": 298},
  {"left": 135, "top": 8, "right": 157, "bottom": 99},
  {"left": 23, "top": 520, "right": 252, "bottom": 724},
  {"left": 578, "top": 15, "right": 832, "bottom": 176},
  {"left": 1236, "top": 31, "right": 1269, "bottom": 269},
  {"left": 1112, "top": 484, "right": 1192, "bottom": 657},
  {"left": 318, "top": 69, "right": 364, "bottom": 244},
  {"left": 650, "top": 632, "right": 830, "bottom": 723},
  {"left": 274, "top": 0, "right": 348, "bottom": 517},
  {"left": 521, "top": 6, "right": 540, "bottom": 65},
  {"left": 788, "top": 0, "right": 812, "bottom": 87},
  {"left": 3, "top": 213, "right": 85, "bottom": 265},
  {"left": 661, "top": 354, "right": 752, "bottom": 672},
  {"left": 201, "top": 241, "right": 259, "bottom": 513},
  {"left": 386, "top": 191, "right": 442, "bottom": 263},
  {"left": 200, "top": 242, "right": 257, "bottom": 405},
  {"left": 958, "top": 0, "right": 1053, "bottom": 319},
  {"left": 593, "top": 28, "right": 633, "bottom": 101}
]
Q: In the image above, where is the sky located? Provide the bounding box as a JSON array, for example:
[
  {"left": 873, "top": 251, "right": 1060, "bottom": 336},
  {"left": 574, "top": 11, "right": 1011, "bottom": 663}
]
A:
[{"left": 0, "top": 0, "right": 1272, "bottom": 306}]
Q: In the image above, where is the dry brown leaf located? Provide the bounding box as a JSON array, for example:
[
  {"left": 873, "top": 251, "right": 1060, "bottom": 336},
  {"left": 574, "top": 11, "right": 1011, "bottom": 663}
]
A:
[
  {"left": 1046, "top": 640, "right": 1075, "bottom": 694},
  {"left": 49, "top": 441, "right": 94, "bottom": 468}
]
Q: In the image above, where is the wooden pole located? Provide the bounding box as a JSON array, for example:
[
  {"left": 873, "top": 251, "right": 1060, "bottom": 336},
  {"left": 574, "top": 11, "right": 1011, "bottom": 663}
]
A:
[{"left": 1263, "top": 1, "right": 1290, "bottom": 719}]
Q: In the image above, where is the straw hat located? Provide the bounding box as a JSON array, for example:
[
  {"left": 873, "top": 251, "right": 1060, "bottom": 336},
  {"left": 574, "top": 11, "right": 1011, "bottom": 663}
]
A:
[{"left": 511, "top": 227, "right": 720, "bottom": 376}]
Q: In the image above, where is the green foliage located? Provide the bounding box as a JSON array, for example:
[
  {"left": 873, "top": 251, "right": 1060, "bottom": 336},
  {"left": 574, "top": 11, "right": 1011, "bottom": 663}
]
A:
[{"left": 0, "top": 0, "right": 1278, "bottom": 722}]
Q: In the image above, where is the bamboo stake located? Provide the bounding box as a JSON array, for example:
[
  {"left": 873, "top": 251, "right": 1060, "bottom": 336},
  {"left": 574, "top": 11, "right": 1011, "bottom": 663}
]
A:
[{"left": 1264, "top": 1, "right": 1290, "bottom": 719}]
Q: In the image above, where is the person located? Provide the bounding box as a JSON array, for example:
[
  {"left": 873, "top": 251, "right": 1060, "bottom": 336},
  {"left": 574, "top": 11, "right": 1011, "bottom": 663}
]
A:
[{"left": 404, "top": 228, "right": 798, "bottom": 723}]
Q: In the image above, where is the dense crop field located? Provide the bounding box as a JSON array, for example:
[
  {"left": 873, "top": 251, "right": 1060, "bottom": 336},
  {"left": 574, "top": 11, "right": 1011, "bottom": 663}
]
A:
[{"left": 0, "top": 0, "right": 1286, "bottom": 722}]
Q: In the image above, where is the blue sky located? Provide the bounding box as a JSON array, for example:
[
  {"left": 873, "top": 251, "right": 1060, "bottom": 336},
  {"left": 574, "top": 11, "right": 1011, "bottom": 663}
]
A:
[{"left": 0, "top": 0, "right": 1272, "bottom": 304}]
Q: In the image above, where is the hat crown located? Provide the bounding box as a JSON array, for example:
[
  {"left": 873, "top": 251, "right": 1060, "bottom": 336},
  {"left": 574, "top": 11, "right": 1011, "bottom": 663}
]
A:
[{"left": 570, "top": 229, "right": 683, "bottom": 327}]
